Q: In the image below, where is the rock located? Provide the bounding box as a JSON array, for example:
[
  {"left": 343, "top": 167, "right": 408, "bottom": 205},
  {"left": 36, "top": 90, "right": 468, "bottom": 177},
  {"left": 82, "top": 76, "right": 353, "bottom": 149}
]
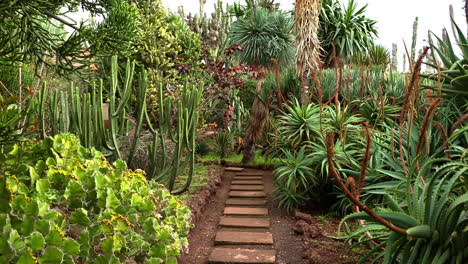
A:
[
  {"left": 294, "top": 210, "right": 315, "bottom": 224},
  {"left": 293, "top": 220, "right": 320, "bottom": 238}
]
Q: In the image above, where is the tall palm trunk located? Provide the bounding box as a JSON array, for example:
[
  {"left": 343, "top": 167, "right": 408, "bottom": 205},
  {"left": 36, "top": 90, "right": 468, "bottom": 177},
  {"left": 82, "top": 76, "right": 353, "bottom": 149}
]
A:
[
  {"left": 242, "top": 76, "right": 266, "bottom": 164},
  {"left": 295, "top": 0, "right": 321, "bottom": 105}
]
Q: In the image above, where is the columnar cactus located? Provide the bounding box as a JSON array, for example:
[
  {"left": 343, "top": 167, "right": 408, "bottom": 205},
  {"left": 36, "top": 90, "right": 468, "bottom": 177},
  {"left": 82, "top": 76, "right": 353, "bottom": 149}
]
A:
[{"left": 42, "top": 56, "right": 202, "bottom": 194}]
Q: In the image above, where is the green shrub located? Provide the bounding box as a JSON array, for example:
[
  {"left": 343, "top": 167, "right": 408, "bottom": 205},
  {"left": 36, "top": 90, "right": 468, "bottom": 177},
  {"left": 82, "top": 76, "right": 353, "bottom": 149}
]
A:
[
  {"left": 195, "top": 141, "right": 210, "bottom": 156},
  {"left": 0, "top": 63, "right": 35, "bottom": 95},
  {"left": 0, "top": 134, "right": 191, "bottom": 263}
]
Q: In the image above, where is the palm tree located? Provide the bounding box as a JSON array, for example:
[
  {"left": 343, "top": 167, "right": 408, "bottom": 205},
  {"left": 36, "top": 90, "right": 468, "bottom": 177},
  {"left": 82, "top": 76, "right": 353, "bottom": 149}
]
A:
[{"left": 229, "top": 7, "right": 294, "bottom": 163}]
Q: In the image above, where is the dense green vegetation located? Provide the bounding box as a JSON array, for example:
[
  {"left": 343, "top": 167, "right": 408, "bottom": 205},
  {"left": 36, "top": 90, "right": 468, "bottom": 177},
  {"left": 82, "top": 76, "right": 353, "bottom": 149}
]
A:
[
  {"left": 1, "top": 0, "right": 466, "bottom": 263},
  {"left": 0, "top": 134, "right": 191, "bottom": 263}
]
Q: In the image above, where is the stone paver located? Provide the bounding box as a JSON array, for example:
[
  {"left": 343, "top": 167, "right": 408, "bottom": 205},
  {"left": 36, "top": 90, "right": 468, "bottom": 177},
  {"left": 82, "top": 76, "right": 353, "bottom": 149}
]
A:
[
  {"left": 230, "top": 185, "right": 264, "bottom": 191},
  {"left": 208, "top": 248, "right": 276, "bottom": 264},
  {"left": 225, "top": 167, "right": 245, "bottom": 172},
  {"left": 231, "top": 180, "right": 263, "bottom": 185},
  {"left": 224, "top": 207, "right": 268, "bottom": 216},
  {"left": 236, "top": 172, "right": 264, "bottom": 176},
  {"left": 233, "top": 176, "right": 263, "bottom": 181},
  {"left": 226, "top": 198, "right": 267, "bottom": 206},
  {"left": 219, "top": 216, "right": 270, "bottom": 228},
  {"left": 229, "top": 191, "right": 266, "bottom": 198},
  {"left": 214, "top": 231, "right": 273, "bottom": 245},
  {"left": 208, "top": 170, "right": 276, "bottom": 263}
]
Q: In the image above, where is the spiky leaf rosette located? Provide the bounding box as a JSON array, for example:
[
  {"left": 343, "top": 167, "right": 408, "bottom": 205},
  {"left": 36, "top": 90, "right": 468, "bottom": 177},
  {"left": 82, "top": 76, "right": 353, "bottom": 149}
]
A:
[{"left": 229, "top": 8, "right": 294, "bottom": 70}]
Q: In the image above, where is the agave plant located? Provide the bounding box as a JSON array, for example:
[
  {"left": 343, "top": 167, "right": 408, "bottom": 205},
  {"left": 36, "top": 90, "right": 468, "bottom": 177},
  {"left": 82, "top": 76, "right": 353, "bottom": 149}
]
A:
[{"left": 323, "top": 104, "right": 363, "bottom": 133}]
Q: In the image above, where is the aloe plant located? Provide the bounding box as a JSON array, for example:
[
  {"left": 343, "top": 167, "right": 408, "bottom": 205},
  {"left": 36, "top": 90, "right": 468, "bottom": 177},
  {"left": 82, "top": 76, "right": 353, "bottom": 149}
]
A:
[
  {"left": 340, "top": 156, "right": 467, "bottom": 263},
  {"left": 277, "top": 99, "right": 321, "bottom": 147},
  {"left": 422, "top": 19, "right": 468, "bottom": 106}
]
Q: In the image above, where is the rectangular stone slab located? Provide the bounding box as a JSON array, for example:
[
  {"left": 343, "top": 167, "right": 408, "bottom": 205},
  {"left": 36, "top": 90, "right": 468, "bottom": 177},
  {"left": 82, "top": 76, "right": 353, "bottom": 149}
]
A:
[
  {"left": 233, "top": 176, "right": 263, "bottom": 181},
  {"left": 225, "top": 167, "right": 245, "bottom": 172},
  {"left": 214, "top": 231, "right": 273, "bottom": 245},
  {"left": 236, "top": 172, "right": 264, "bottom": 176},
  {"left": 226, "top": 199, "right": 267, "bottom": 206},
  {"left": 208, "top": 248, "right": 276, "bottom": 264},
  {"left": 224, "top": 207, "right": 268, "bottom": 216},
  {"left": 230, "top": 185, "right": 265, "bottom": 191},
  {"left": 231, "top": 180, "right": 263, "bottom": 185},
  {"left": 229, "top": 191, "right": 266, "bottom": 198},
  {"left": 219, "top": 216, "right": 270, "bottom": 228}
]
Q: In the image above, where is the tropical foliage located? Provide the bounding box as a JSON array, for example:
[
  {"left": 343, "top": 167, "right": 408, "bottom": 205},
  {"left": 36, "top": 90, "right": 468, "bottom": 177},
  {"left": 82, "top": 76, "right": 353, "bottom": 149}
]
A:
[{"left": 1, "top": 0, "right": 467, "bottom": 263}]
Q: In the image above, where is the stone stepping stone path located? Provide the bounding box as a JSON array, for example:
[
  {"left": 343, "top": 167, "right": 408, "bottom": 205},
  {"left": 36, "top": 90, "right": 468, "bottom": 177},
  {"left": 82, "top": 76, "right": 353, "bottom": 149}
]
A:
[
  {"left": 231, "top": 180, "right": 263, "bottom": 185},
  {"left": 236, "top": 172, "right": 263, "bottom": 176},
  {"left": 229, "top": 191, "right": 267, "bottom": 198},
  {"left": 225, "top": 167, "right": 245, "bottom": 172},
  {"left": 215, "top": 231, "right": 273, "bottom": 245},
  {"left": 209, "top": 248, "right": 276, "bottom": 264},
  {"left": 224, "top": 207, "right": 268, "bottom": 216},
  {"left": 208, "top": 170, "right": 276, "bottom": 264},
  {"left": 234, "top": 176, "right": 263, "bottom": 180},
  {"left": 219, "top": 216, "right": 270, "bottom": 228},
  {"left": 226, "top": 198, "right": 266, "bottom": 206},
  {"left": 230, "top": 185, "right": 265, "bottom": 191}
]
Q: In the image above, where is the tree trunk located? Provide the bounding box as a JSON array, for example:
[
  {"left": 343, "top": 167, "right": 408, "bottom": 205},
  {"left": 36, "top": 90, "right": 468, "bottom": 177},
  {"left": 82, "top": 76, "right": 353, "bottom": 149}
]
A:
[{"left": 241, "top": 76, "right": 266, "bottom": 164}]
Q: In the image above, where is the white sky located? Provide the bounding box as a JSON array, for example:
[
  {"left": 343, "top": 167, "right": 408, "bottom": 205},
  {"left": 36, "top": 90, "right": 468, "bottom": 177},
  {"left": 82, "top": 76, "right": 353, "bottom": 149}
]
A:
[
  {"left": 163, "top": 0, "right": 467, "bottom": 69},
  {"left": 70, "top": 0, "right": 467, "bottom": 70}
]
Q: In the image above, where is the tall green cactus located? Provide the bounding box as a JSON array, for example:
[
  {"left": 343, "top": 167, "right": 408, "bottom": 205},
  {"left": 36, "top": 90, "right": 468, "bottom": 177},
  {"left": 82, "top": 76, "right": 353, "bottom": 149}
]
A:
[
  {"left": 41, "top": 55, "right": 202, "bottom": 194},
  {"left": 148, "top": 82, "right": 202, "bottom": 194},
  {"left": 411, "top": 16, "right": 419, "bottom": 65}
]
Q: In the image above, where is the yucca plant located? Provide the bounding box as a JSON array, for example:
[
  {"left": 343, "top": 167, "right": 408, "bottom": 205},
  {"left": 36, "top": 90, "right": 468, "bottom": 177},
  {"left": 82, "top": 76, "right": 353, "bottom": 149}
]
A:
[
  {"left": 319, "top": 0, "right": 378, "bottom": 64},
  {"left": 229, "top": 6, "right": 294, "bottom": 163}
]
